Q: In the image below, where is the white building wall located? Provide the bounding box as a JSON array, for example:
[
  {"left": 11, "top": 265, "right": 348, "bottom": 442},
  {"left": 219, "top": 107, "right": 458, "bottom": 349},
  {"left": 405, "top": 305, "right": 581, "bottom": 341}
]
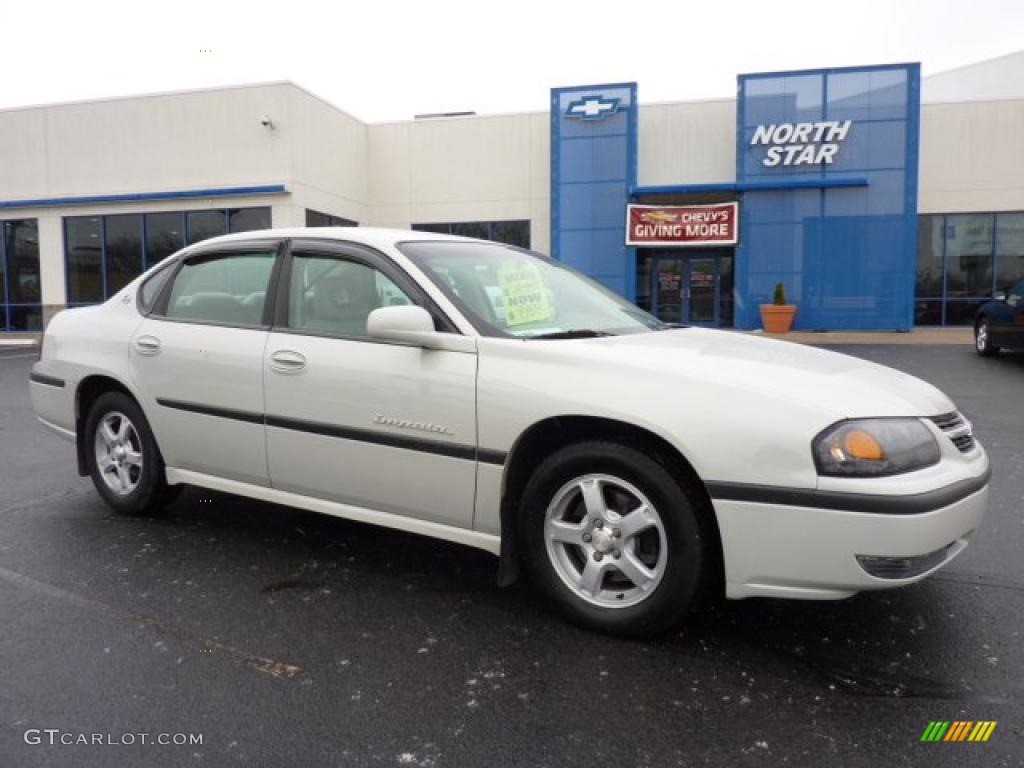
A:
[
  {"left": 0, "top": 84, "right": 294, "bottom": 199},
  {"left": 366, "top": 111, "right": 550, "bottom": 253},
  {"left": 0, "top": 82, "right": 367, "bottom": 320},
  {"left": 918, "top": 99, "right": 1024, "bottom": 213},
  {"left": 286, "top": 86, "right": 368, "bottom": 224},
  {"left": 638, "top": 99, "right": 737, "bottom": 185},
  {"left": 922, "top": 51, "right": 1024, "bottom": 104}
]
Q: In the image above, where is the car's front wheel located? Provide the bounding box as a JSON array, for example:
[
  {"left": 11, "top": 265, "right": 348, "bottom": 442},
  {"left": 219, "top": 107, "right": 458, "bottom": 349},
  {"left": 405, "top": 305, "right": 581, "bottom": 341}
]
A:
[
  {"left": 975, "top": 318, "right": 1000, "bottom": 357},
  {"left": 85, "top": 391, "right": 174, "bottom": 515},
  {"left": 519, "top": 441, "right": 714, "bottom": 638}
]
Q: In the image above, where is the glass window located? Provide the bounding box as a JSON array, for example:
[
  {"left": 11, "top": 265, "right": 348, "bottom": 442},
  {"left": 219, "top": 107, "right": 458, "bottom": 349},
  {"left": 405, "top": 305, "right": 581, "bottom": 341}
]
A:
[
  {"left": 915, "top": 215, "right": 944, "bottom": 297},
  {"left": 1, "top": 219, "right": 42, "bottom": 331},
  {"left": 305, "top": 209, "right": 357, "bottom": 227},
  {"left": 944, "top": 300, "right": 988, "bottom": 326},
  {"left": 0, "top": 230, "right": 5, "bottom": 313},
  {"left": 165, "top": 251, "right": 276, "bottom": 326},
  {"left": 139, "top": 264, "right": 175, "bottom": 313},
  {"left": 5, "top": 219, "right": 41, "bottom": 304},
  {"left": 914, "top": 211, "right": 1024, "bottom": 325},
  {"left": 401, "top": 240, "right": 661, "bottom": 337},
  {"left": 450, "top": 222, "right": 490, "bottom": 240},
  {"left": 944, "top": 213, "right": 994, "bottom": 298},
  {"left": 287, "top": 253, "right": 413, "bottom": 337},
  {"left": 306, "top": 210, "right": 331, "bottom": 228},
  {"left": 145, "top": 212, "right": 184, "bottom": 266},
  {"left": 228, "top": 207, "right": 271, "bottom": 234},
  {"left": 635, "top": 254, "right": 653, "bottom": 312},
  {"left": 105, "top": 214, "right": 144, "bottom": 295},
  {"left": 718, "top": 255, "right": 735, "bottom": 328},
  {"left": 411, "top": 223, "right": 450, "bottom": 235},
  {"left": 412, "top": 221, "right": 531, "bottom": 248},
  {"left": 186, "top": 210, "right": 226, "bottom": 245},
  {"left": 491, "top": 221, "right": 530, "bottom": 249},
  {"left": 66, "top": 216, "right": 104, "bottom": 303},
  {"left": 995, "top": 212, "right": 1024, "bottom": 294}
]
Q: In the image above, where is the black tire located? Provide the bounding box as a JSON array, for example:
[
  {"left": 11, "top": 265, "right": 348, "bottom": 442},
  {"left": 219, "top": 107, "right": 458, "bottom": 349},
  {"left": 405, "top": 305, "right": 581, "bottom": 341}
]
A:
[
  {"left": 975, "top": 317, "right": 1000, "bottom": 357},
  {"left": 518, "top": 441, "right": 714, "bottom": 638},
  {"left": 84, "top": 391, "right": 174, "bottom": 515}
]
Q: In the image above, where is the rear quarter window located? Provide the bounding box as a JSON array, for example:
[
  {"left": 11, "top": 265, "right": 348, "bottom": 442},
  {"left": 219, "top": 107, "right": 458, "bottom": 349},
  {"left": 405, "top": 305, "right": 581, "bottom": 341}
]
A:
[{"left": 138, "top": 264, "right": 174, "bottom": 314}]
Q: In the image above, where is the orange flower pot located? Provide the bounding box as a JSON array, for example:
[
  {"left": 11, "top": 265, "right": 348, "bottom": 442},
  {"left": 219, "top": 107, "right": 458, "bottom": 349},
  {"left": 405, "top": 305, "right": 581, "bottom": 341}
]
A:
[{"left": 760, "top": 304, "right": 797, "bottom": 333}]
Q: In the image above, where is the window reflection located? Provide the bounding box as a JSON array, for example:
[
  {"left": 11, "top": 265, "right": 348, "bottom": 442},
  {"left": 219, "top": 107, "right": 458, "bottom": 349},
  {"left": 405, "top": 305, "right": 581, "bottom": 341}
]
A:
[
  {"left": 1, "top": 219, "right": 42, "bottom": 331},
  {"left": 915, "top": 211, "right": 1024, "bottom": 325},
  {"left": 305, "top": 209, "right": 357, "bottom": 227},
  {"left": 411, "top": 220, "right": 530, "bottom": 248},
  {"left": 64, "top": 207, "right": 270, "bottom": 305}
]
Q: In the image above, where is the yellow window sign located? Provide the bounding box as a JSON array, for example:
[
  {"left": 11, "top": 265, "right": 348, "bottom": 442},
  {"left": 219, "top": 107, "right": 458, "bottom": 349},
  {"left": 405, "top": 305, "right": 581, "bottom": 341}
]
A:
[{"left": 498, "top": 262, "right": 553, "bottom": 327}]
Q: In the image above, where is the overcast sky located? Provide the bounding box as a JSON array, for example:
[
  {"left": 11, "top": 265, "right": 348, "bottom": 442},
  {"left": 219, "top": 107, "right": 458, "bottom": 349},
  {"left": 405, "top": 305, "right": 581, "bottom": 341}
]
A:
[{"left": 0, "top": 0, "right": 1021, "bottom": 121}]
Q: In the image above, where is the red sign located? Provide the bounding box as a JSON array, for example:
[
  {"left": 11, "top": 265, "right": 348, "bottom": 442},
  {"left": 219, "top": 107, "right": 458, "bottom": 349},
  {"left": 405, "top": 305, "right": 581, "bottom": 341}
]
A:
[{"left": 626, "top": 203, "right": 738, "bottom": 247}]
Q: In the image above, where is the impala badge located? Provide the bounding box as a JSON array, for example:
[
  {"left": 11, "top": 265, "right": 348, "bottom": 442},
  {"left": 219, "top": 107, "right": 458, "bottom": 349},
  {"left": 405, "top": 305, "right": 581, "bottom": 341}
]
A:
[{"left": 374, "top": 414, "right": 453, "bottom": 436}]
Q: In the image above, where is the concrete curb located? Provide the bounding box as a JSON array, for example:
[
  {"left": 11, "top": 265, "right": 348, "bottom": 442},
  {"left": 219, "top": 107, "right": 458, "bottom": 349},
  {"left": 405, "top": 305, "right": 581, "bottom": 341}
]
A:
[{"left": 747, "top": 328, "right": 973, "bottom": 346}]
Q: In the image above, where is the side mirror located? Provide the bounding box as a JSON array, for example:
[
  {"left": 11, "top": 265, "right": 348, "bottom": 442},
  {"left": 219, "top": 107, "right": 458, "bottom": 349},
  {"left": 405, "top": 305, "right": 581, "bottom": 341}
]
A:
[
  {"left": 367, "top": 305, "right": 438, "bottom": 347},
  {"left": 367, "top": 305, "right": 477, "bottom": 354}
]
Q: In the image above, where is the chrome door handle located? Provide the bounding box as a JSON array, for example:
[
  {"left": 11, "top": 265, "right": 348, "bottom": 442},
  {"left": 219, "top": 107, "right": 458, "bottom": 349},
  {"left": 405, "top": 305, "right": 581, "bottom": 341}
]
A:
[
  {"left": 269, "top": 349, "right": 307, "bottom": 373},
  {"left": 134, "top": 335, "right": 162, "bottom": 355}
]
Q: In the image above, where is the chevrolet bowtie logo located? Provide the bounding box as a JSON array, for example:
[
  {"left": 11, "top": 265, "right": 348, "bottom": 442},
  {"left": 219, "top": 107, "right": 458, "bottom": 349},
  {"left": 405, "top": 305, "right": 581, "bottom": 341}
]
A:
[{"left": 565, "top": 96, "right": 620, "bottom": 121}]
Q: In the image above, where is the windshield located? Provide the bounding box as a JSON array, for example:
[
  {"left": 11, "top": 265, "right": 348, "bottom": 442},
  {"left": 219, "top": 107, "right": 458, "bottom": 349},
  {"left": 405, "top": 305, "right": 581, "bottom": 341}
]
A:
[{"left": 398, "top": 240, "right": 664, "bottom": 337}]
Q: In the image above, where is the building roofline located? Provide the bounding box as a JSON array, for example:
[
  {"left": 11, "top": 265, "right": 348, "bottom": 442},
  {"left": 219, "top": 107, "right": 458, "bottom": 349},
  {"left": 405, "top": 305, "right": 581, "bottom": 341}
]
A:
[
  {"left": 922, "top": 48, "right": 1024, "bottom": 78},
  {"left": 0, "top": 80, "right": 365, "bottom": 124}
]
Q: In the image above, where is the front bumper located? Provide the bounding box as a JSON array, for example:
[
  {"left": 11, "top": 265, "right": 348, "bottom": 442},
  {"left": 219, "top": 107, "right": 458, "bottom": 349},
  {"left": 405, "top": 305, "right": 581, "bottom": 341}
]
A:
[{"left": 715, "top": 478, "right": 989, "bottom": 601}]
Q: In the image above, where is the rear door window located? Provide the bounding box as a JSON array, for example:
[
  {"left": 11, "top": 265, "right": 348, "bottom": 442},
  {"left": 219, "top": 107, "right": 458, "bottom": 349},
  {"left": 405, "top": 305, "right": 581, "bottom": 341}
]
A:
[{"left": 162, "top": 251, "right": 276, "bottom": 327}]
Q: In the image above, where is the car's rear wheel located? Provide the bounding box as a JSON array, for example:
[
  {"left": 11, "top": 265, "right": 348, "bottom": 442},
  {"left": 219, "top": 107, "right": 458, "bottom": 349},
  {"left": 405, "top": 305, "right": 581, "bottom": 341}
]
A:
[
  {"left": 519, "top": 441, "right": 713, "bottom": 638},
  {"left": 85, "top": 391, "right": 174, "bottom": 515},
  {"left": 975, "top": 318, "right": 1000, "bottom": 357}
]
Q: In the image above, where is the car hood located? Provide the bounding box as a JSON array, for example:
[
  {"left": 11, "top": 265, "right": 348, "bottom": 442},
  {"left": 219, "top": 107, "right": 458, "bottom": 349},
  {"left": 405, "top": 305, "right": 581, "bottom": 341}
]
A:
[{"left": 527, "top": 327, "right": 956, "bottom": 419}]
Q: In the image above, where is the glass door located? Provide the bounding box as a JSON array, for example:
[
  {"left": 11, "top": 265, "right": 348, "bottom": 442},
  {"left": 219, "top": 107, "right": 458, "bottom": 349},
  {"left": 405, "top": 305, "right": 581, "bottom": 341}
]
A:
[
  {"left": 653, "top": 258, "right": 683, "bottom": 323},
  {"left": 684, "top": 258, "right": 718, "bottom": 325},
  {"left": 651, "top": 255, "right": 721, "bottom": 326}
]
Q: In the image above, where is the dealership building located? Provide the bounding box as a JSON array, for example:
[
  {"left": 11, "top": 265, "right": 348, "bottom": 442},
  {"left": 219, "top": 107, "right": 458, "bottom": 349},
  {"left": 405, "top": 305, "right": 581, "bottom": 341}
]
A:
[{"left": 1, "top": 51, "right": 1022, "bottom": 332}]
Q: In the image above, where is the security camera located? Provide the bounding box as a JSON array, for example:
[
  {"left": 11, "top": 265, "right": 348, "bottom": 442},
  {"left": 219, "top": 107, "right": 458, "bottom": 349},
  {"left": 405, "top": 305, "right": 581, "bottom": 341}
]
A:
[{"left": 260, "top": 115, "right": 275, "bottom": 129}]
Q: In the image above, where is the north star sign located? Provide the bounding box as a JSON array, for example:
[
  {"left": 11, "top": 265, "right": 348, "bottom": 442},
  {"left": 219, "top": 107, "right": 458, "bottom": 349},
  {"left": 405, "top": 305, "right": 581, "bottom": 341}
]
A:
[
  {"left": 751, "top": 120, "right": 853, "bottom": 166},
  {"left": 565, "top": 96, "right": 620, "bottom": 120}
]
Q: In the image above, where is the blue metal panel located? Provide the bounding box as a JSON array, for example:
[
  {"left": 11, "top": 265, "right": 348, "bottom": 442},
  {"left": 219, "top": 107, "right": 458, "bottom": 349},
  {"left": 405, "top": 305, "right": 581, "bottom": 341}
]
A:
[
  {"left": 630, "top": 178, "right": 868, "bottom": 196},
  {"left": 0, "top": 184, "right": 287, "bottom": 210},
  {"left": 551, "top": 83, "right": 638, "bottom": 301},
  {"left": 736, "top": 63, "right": 920, "bottom": 331}
]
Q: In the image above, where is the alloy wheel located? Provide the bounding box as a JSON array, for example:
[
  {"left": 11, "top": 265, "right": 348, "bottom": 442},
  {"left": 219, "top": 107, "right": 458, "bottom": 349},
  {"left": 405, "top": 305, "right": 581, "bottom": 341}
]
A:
[
  {"left": 544, "top": 473, "right": 668, "bottom": 608},
  {"left": 94, "top": 411, "right": 144, "bottom": 496}
]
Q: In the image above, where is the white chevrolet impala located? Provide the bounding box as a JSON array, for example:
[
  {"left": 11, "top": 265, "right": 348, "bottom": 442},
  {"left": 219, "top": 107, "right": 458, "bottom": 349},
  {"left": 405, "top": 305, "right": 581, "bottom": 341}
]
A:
[{"left": 30, "top": 229, "right": 990, "bottom": 636}]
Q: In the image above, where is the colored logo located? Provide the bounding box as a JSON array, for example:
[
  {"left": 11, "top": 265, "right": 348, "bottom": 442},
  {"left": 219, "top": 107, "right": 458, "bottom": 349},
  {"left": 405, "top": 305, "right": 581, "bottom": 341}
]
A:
[
  {"left": 921, "top": 721, "right": 997, "bottom": 742},
  {"left": 639, "top": 210, "right": 679, "bottom": 224},
  {"left": 565, "top": 96, "right": 619, "bottom": 121}
]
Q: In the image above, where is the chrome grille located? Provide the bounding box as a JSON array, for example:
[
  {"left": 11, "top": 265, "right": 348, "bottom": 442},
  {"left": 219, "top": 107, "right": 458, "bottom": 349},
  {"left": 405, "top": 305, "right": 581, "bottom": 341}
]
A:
[{"left": 929, "top": 412, "right": 976, "bottom": 453}]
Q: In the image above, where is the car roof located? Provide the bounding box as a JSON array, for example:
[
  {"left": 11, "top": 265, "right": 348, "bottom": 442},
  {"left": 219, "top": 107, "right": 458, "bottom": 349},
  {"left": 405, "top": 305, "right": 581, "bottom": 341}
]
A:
[{"left": 188, "top": 226, "right": 487, "bottom": 252}]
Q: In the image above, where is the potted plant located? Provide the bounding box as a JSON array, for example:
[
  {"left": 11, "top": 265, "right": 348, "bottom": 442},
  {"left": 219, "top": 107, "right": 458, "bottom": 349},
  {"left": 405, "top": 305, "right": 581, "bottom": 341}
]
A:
[{"left": 760, "top": 282, "right": 797, "bottom": 333}]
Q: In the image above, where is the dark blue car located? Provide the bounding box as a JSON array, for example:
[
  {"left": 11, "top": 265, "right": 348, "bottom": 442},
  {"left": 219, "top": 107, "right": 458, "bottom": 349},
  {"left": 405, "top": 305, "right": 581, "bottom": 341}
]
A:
[{"left": 975, "top": 280, "right": 1024, "bottom": 356}]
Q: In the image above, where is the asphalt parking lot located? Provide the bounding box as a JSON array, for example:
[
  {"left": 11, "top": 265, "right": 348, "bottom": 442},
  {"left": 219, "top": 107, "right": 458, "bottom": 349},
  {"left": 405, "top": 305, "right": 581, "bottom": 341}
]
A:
[{"left": 1, "top": 343, "right": 1022, "bottom": 767}]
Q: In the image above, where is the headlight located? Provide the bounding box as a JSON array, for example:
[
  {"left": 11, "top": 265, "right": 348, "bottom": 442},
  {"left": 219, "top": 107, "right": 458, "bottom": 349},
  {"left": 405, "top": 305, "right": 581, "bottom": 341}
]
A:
[{"left": 813, "top": 419, "right": 940, "bottom": 477}]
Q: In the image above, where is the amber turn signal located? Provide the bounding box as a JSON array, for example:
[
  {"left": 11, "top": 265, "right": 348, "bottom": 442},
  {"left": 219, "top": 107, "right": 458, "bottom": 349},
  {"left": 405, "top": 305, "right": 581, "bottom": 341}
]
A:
[{"left": 842, "top": 428, "right": 885, "bottom": 461}]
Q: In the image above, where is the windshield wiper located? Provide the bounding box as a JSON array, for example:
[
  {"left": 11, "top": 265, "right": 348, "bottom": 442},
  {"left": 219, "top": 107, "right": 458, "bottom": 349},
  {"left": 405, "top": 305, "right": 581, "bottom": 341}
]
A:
[{"left": 527, "top": 329, "right": 616, "bottom": 340}]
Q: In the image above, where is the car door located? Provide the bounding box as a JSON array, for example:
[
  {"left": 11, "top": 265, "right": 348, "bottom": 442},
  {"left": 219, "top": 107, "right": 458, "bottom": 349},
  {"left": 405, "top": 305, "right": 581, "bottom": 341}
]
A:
[
  {"left": 263, "top": 239, "right": 478, "bottom": 528},
  {"left": 129, "top": 240, "right": 282, "bottom": 486}
]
